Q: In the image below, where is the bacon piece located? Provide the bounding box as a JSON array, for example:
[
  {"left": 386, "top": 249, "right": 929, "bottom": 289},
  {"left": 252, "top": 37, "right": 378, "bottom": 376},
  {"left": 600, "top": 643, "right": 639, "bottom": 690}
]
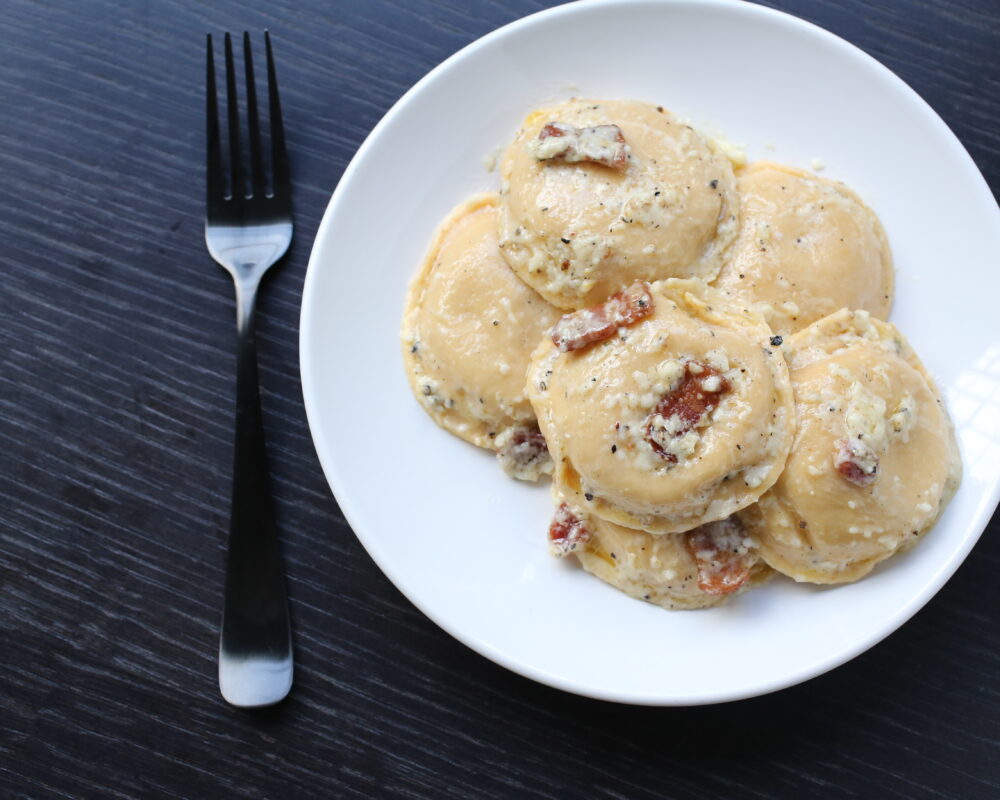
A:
[
  {"left": 834, "top": 437, "right": 879, "bottom": 487},
  {"left": 551, "top": 282, "right": 653, "bottom": 353},
  {"left": 684, "top": 518, "right": 754, "bottom": 596},
  {"left": 497, "top": 427, "right": 551, "bottom": 481},
  {"left": 540, "top": 122, "right": 570, "bottom": 139},
  {"left": 643, "top": 362, "right": 731, "bottom": 462},
  {"left": 533, "top": 121, "right": 630, "bottom": 169},
  {"left": 548, "top": 502, "right": 591, "bottom": 557}
]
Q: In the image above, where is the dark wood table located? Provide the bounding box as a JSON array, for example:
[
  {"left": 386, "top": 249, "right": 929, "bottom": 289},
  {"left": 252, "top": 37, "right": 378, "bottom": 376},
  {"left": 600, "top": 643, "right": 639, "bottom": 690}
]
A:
[{"left": 3, "top": 1, "right": 998, "bottom": 797}]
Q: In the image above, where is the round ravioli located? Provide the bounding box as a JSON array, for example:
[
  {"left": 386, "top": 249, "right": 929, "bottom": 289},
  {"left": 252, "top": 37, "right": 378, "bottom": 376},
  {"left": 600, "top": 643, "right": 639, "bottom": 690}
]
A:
[
  {"left": 713, "top": 162, "right": 893, "bottom": 337},
  {"left": 739, "top": 310, "right": 961, "bottom": 583},
  {"left": 527, "top": 279, "right": 795, "bottom": 533},
  {"left": 402, "top": 193, "right": 562, "bottom": 479},
  {"left": 567, "top": 505, "right": 771, "bottom": 610},
  {"left": 498, "top": 99, "right": 739, "bottom": 310}
]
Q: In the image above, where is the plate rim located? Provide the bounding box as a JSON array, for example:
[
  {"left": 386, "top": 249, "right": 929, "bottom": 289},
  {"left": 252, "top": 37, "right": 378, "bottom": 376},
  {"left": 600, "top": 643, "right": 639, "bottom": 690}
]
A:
[{"left": 299, "top": 0, "right": 1000, "bottom": 705}]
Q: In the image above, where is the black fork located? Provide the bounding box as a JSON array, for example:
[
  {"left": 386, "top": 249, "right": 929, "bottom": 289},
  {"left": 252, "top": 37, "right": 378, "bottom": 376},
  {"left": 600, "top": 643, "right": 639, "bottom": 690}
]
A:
[{"left": 206, "top": 32, "right": 293, "bottom": 708}]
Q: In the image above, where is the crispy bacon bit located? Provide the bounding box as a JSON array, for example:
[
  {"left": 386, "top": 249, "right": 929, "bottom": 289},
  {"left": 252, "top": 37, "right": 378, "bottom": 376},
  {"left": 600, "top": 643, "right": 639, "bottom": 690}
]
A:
[
  {"left": 548, "top": 502, "right": 591, "bottom": 557},
  {"left": 497, "top": 427, "right": 552, "bottom": 481},
  {"left": 834, "top": 437, "right": 879, "bottom": 487},
  {"left": 533, "top": 121, "right": 630, "bottom": 169},
  {"left": 540, "top": 123, "right": 569, "bottom": 139},
  {"left": 643, "top": 362, "right": 731, "bottom": 462},
  {"left": 551, "top": 282, "right": 653, "bottom": 353},
  {"left": 684, "top": 517, "right": 754, "bottom": 596}
]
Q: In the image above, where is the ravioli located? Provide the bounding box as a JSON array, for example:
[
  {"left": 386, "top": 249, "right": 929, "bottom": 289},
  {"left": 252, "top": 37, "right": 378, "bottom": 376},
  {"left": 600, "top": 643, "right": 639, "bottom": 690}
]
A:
[
  {"left": 557, "top": 501, "right": 771, "bottom": 610},
  {"left": 527, "top": 279, "right": 795, "bottom": 533},
  {"left": 498, "top": 99, "right": 739, "bottom": 309},
  {"left": 402, "top": 193, "right": 561, "bottom": 479},
  {"left": 739, "top": 310, "right": 961, "bottom": 583},
  {"left": 713, "top": 162, "right": 893, "bottom": 336},
  {"left": 398, "top": 96, "right": 963, "bottom": 610}
]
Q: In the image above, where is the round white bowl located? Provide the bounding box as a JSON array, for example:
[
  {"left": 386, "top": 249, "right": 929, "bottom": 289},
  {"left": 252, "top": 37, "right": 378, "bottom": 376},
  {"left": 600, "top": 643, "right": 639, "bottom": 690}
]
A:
[{"left": 300, "top": 0, "right": 1000, "bottom": 704}]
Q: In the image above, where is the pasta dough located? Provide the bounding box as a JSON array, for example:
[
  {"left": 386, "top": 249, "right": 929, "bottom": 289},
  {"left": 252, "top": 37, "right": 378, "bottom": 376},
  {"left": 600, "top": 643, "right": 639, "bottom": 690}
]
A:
[
  {"left": 713, "top": 162, "right": 893, "bottom": 336},
  {"left": 402, "top": 194, "right": 561, "bottom": 479},
  {"left": 498, "top": 99, "right": 739, "bottom": 309},
  {"left": 527, "top": 279, "right": 795, "bottom": 533},
  {"left": 740, "top": 310, "right": 961, "bottom": 583},
  {"left": 565, "top": 503, "right": 771, "bottom": 609}
]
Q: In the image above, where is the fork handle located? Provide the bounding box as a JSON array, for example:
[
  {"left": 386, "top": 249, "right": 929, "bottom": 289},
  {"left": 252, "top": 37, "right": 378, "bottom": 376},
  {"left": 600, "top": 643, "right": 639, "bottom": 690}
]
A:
[{"left": 218, "top": 282, "right": 293, "bottom": 707}]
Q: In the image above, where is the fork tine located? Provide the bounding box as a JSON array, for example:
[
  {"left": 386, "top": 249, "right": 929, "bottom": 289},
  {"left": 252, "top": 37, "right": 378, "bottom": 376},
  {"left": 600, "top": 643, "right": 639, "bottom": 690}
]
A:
[
  {"left": 224, "top": 33, "right": 242, "bottom": 200},
  {"left": 265, "top": 32, "right": 290, "bottom": 204},
  {"left": 206, "top": 35, "right": 225, "bottom": 210},
  {"left": 242, "top": 32, "right": 266, "bottom": 200}
]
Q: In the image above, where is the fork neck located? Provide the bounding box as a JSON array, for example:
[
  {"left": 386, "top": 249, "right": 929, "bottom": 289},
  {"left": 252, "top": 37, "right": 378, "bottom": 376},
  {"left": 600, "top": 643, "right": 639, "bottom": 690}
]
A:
[{"left": 235, "top": 278, "right": 260, "bottom": 338}]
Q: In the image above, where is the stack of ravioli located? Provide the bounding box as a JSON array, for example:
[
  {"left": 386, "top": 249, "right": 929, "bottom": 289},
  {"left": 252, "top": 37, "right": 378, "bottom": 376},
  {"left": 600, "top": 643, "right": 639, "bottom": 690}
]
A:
[{"left": 402, "top": 99, "right": 961, "bottom": 610}]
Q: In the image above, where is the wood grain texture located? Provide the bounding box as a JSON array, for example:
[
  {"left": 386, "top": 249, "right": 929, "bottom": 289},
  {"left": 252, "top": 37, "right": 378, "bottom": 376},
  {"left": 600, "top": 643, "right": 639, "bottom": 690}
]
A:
[{"left": 1, "top": 0, "right": 998, "bottom": 797}]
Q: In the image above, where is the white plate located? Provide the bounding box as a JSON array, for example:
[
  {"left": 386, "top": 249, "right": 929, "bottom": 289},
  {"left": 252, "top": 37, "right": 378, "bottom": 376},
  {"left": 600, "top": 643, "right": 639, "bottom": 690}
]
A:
[{"left": 300, "top": 0, "right": 1000, "bottom": 704}]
